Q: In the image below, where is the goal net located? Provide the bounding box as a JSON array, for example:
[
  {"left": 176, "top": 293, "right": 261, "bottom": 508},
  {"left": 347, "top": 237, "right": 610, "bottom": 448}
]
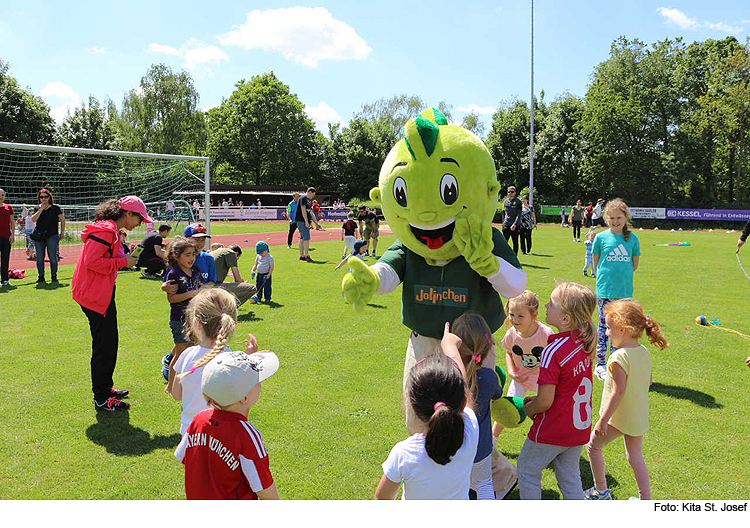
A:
[{"left": 0, "top": 141, "right": 210, "bottom": 247}]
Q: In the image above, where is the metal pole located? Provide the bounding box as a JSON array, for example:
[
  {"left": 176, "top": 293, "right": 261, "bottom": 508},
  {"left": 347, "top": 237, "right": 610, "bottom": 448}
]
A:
[
  {"left": 529, "top": 0, "right": 535, "bottom": 207},
  {"left": 204, "top": 159, "right": 211, "bottom": 236},
  {"left": 0, "top": 140, "right": 209, "bottom": 162}
]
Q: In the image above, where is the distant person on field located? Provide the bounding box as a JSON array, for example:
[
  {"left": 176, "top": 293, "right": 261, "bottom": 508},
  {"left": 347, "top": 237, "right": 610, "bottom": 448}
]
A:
[
  {"left": 736, "top": 219, "right": 750, "bottom": 253},
  {"left": 501, "top": 186, "right": 522, "bottom": 255},
  {"left": 24, "top": 209, "right": 35, "bottom": 256},
  {"left": 592, "top": 199, "right": 605, "bottom": 227},
  {"left": 311, "top": 200, "right": 323, "bottom": 230},
  {"left": 519, "top": 195, "right": 536, "bottom": 255},
  {"left": 569, "top": 200, "right": 584, "bottom": 242},
  {"left": 31, "top": 188, "right": 66, "bottom": 284},
  {"left": 341, "top": 212, "right": 359, "bottom": 258},
  {"left": 210, "top": 243, "right": 257, "bottom": 306},
  {"left": 0, "top": 188, "right": 15, "bottom": 287},
  {"left": 138, "top": 224, "right": 171, "bottom": 279},
  {"left": 583, "top": 227, "right": 596, "bottom": 277},
  {"left": 295, "top": 187, "right": 316, "bottom": 262},
  {"left": 592, "top": 199, "right": 640, "bottom": 381},
  {"left": 174, "top": 349, "right": 280, "bottom": 500},
  {"left": 584, "top": 202, "right": 594, "bottom": 228},
  {"left": 250, "top": 241, "right": 274, "bottom": 303},
  {"left": 357, "top": 205, "right": 380, "bottom": 257},
  {"left": 286, "top": 192, "right": 300, "bottom": 249}
]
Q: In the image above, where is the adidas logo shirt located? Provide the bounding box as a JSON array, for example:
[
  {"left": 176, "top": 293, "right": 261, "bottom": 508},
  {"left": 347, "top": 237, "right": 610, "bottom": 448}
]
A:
[{"left": 592, "top": 230, "right": 640, "bottom": 299}]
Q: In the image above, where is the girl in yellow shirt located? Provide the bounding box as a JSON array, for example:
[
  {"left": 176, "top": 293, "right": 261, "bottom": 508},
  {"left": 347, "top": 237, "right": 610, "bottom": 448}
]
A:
[{"left": 584, "top": 300, "right": 668, "bottom": 500}]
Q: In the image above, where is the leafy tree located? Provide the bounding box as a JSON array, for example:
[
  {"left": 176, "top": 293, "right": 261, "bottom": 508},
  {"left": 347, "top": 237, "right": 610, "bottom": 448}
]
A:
[
  {"left": 0, "top": 59, "right": 55, "bottom": 144},
  {"left": 461, "top": 112, "right": 486, "bottom": 139},
  {"left": 56, "top": 95, "right": 114, "bottom": 150},
  {"left": 206, "top": 72, "right": 322, "bottom": 185},
  {"left": 114, "top": 63, "right": 206, "bottom": 155},
  {"left": 355, "top": 94, "right": 453, "bottom": 142}
]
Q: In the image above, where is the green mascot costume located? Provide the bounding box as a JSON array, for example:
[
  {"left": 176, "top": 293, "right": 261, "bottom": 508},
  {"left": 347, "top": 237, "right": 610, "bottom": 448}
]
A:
[{"left": 342, "top": 108, "right": 528, "bottom": 498}]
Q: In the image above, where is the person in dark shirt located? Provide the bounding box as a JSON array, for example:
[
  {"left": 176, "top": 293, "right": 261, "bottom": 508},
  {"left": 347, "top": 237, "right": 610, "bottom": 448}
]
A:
[
  {"left": 138, "top": 224, "right": 171, "bottom": 278},
  {"left": 501, "top": 186, "right": 522, "bottom": 255},
  {"left": 30, "top": 188, "right": 66, "bottom": 284},
  {"left": 295, "top": 187, "right": 315, "bottom": 261},
  {"left": 736, "top": 219, "right": 750, "bottom": 253}
]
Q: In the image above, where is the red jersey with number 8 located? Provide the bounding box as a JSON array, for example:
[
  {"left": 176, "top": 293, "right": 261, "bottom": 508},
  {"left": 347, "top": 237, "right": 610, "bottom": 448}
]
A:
[{"left": 527, "top": 330, "right": 593, "bottom": 447}]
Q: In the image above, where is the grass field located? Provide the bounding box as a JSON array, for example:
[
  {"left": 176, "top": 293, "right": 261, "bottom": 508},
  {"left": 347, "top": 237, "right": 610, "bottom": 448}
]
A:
[{"left": 0, "top": 224, "right": 748, "bottom": 500}]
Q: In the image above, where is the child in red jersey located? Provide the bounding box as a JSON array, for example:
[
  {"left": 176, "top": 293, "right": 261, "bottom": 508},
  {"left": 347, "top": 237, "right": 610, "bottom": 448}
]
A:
[
  {"left": 175, "top": 350, "right": 280, "bottom": 500},
  {"left": 517, "top": 282, "right": 597, "bottom": 500}
]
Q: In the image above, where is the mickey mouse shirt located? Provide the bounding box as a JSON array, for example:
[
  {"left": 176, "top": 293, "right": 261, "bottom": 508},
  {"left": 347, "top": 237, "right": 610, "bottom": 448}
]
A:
[{"left": 501, "top": 321, "right": 554, "bottom": 392}]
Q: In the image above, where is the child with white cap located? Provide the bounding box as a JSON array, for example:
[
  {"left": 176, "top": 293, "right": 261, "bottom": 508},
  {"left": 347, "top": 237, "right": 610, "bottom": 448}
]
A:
[{"left": 175, "top": 349, "right": 280, "bottom": 500}]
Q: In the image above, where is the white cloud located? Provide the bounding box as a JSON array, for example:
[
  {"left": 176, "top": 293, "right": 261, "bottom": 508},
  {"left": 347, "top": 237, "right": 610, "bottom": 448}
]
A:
[
  {"left": 39, "top": 81, "right": 82, "bottom": 124},
  {"left": 458, "top": 103, "right": 495, "bottom": 115},
  {"left": 86, "top": 46, "right": 107, "bottom": 54},
  {"left": 218, "top": 7, "right": 372, "bottom": 68},
  {"left": 657, "top": 7, "right": 700, "bottom": 30},
  {"left": 202, "top": 104, "right": 220, "bottom": 113},
  {"left": 705, "top": 21, "right": 742, "bottom": 34},
  {"left": 305, "top": 102, "right": 345, "bottom": 134},
  {"left": 657, "top": 7, "right": 744, "bottom": 34},
  {"left": 146, "top": 39, "right": 228, "bottom": 77}
]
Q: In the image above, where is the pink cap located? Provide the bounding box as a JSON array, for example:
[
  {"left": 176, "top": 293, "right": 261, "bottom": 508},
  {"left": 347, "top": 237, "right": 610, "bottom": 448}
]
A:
[{"left": 120, "top": 196, "right": 154, "bottom": 223}]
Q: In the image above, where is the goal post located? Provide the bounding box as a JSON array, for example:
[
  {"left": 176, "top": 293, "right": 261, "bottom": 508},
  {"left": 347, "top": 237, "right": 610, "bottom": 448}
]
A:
[{"left": 0, "top": 141, "right": 212, "bottom": 245}]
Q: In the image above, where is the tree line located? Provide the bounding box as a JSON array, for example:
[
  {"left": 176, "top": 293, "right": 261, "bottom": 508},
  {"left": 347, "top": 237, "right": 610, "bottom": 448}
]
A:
[{"left": 1, "top": 35, "right": 748, "bottom": 208}]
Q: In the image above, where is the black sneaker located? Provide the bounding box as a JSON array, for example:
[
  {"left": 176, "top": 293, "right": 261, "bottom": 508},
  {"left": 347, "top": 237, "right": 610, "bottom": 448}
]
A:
[
  {"left": 94, "top": 397, "right": 130, "bottom": 412},
  {"left": 37, "top": 278, "right": 46, "bottom": 284},
  {"left": 111, "top": 386, "right": 129, "bottom": 399}
]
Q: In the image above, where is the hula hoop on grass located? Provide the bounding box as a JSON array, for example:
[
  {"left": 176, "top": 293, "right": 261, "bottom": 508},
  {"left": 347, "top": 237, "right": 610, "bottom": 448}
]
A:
[{"left": 737, "top": 252, "right": 750, "bottom": 282}]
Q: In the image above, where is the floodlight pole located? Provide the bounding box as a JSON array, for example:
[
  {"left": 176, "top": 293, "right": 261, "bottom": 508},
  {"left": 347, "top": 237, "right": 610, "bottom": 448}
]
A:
[
  {"left": 529, "top": 0, "right": 535, "bottom": 207},
  {"left": 204, "top": 159, "right": 211, "bottom": 236}
]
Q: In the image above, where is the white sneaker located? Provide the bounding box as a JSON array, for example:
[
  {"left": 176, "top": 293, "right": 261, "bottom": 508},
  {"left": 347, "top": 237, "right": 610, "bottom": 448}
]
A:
[
  {"left": 0, "top": 281, "right": 9, "bottom": 287},
  {"left": 595, "top": 364, "right": 607, "bottom": 381}
]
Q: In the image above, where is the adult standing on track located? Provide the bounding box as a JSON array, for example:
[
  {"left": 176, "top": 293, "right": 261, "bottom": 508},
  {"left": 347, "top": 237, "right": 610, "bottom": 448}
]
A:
[
  {"left": 296, "top": 187, "right": 315, "bottom": 262},
  {"left": 0, "top": 188, "right": 15, "bottom": 288},
  {"left": 502, "top": 186, "right": 522, "bottom": 255},
  {"left": 570, "top": 200, "right": 584, "bottom": 242},
  {"left": 31, "top": 188, "right": 66, "bottom": 284},
  {"left": 72, "top": 196, "right": 152, "bottom": 412},
  {"left": 286, "top": 192, "right": 299, "bottom": 249}
]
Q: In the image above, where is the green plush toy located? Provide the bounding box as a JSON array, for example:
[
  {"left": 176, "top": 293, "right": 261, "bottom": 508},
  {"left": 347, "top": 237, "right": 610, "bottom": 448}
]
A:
[{"left": 490, "top": 365, "right": 527, "bottom": 429}]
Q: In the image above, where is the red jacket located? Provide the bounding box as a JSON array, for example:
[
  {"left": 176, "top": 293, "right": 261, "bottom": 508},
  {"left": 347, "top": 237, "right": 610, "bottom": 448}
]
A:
[{"left": 72, "top": 220, "right": 128, "bottom": 315}]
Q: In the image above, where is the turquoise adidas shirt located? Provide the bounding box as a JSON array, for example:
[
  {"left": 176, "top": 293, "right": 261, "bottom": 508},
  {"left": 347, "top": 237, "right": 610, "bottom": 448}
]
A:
[{"left": 593, "top": 230, "right": 640, "bottom": 299}]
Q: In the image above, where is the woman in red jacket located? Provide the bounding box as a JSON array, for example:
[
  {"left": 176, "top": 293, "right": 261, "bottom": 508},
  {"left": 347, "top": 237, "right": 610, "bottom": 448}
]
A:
[{"left": 72, "top": 196, "right": 153, "bottom": 412}]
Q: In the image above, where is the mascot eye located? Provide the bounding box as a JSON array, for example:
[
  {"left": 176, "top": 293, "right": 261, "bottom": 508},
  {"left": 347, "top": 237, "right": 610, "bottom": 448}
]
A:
[
  {"left": 393, "top": 177, "right": 408, "bottom": 207},
  {"left": 440, "top": 174, "right": 458, "bottom": 205}
]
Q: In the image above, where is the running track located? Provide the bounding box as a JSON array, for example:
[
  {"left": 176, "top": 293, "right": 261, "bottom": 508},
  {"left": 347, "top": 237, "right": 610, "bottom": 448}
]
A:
[{"left": 9, "top": 225, "right": 394, "bottom": 270}]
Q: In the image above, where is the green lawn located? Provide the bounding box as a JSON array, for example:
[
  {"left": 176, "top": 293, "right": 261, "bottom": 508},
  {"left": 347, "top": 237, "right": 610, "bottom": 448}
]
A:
[{"left": 0, "top": 225, "right": 748, "bottom": 499}]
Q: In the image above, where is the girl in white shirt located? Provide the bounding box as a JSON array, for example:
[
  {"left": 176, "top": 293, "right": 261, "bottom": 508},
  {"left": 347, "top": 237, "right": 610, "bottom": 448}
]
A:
[{"left": 375, "top": 323, "right": 478, "bottom": 500}]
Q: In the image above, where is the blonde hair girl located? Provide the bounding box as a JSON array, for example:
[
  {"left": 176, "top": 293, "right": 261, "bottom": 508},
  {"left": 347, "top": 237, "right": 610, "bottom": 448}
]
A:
[
  {"left": 518, "top": 282, "right": 598, "bottom": 500},
  {"left": 171, "top": 288, "right": 260, "bottom": 434},
  {"left": 585, "top": 300, "right": 667, "bottom": 501},
  {"left": 592, "top": 198, "right": 641, "bottom": 381}
]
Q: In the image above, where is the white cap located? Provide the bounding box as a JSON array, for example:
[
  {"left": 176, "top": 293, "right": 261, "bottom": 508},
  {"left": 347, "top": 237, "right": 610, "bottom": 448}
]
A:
[{"left": 201, "top": 351, "right": 279, "bottom": 406}]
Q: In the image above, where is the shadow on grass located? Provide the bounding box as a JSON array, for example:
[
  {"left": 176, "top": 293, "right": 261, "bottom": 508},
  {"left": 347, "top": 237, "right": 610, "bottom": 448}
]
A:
[
  {"left": 529, "top": 253, "right": 553, "bottom": 257},
  {"left": 238, "top": 311, "right": 262, "bottom": 322},
  {"left": 34, "top": 282, "right": 67, "bottom": 290},
  {"left": 265, "top": 301, "right": 284, "bottom": 309},
  {"left": 650, "top": 382, "right": 723, "bottom": 409},
  {"left": 519, "top": 263, "right": 550, "bottom": 270},
  {"left": 86, "top": 411, "right": 181, "bottom": 456}
]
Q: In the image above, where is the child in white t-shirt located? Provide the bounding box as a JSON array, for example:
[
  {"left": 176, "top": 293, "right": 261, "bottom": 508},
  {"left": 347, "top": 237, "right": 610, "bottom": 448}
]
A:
[
  {"left": 172, "top": 287, "right": 262, "bottom": 434},
  {"left": 375, "top": 323, "right": 478, "bottom": 500}
]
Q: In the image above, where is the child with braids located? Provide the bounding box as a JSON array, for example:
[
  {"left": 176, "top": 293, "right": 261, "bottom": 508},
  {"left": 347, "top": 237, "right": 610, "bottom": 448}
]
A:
[
  {"left": 584, "top": 300, "right": 667, "bottom": 500},
  {"left": 451, "top": 312, "right": 504, "bottom": 500},
  {"left": 375, "top": 322, "right": 478, "bottom": 500},
  {"left": 518, "top": 282, "right": 598, "bottom": 500},
  {"left": 171, "top": 288, "right": 262, "bottom": 434}
]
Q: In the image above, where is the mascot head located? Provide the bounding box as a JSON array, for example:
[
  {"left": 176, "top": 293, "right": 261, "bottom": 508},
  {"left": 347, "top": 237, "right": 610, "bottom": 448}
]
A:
[{"left": 370, "top": 108, "right": 500, "bottom": 263}]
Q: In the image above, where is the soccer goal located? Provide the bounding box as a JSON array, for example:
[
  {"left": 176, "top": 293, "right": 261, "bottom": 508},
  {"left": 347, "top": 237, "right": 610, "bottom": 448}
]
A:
[{"left": 0, "top": 141, "right": 211, "bottom": 247}]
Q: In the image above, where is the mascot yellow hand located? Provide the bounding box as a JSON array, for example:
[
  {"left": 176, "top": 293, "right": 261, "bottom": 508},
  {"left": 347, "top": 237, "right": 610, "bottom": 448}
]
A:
[
  {"left": 453, "top": 214, "right": 499, "bottom": 277},
  {"left": 341, "top": 256, "right": 380, "bottom": 313}
]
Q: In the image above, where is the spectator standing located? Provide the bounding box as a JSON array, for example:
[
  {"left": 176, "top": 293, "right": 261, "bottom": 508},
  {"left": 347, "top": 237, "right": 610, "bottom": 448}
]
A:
[
  {"left": 31, "top": 188, "right": 66, "bottom": 284},
  {"left": 357, "top": 205, "right": 381, "bottom": 257},
  {"left": 210, "top": 244, "right": 258, "bottom": 307},
  {"left": 295, "top": 187, "right": 315, "bottom": 262},
  {"left": 570, "top": 200, "right": 584, "bottom": 242},
  {"left": 501, "top": 186, "right": 522, "bottom": 255},
  {"left": 584, "top": 202, "right": 594, "bottom": 228},
  {"left": 286, "top": 192, "right": 300, "bottom": 249},
  {"left": 0, "top": 188, "right": 15, "bottom": 287},
  {"left": 592, "top": 199, "right": 605, "bottom": 227},
  {"left": 519, "top": 195, "right": 536, "bottom": 255},
  {"left": 138, "top": 224, "right": 172, "bottom": 279},
  {"left": 166, "top": 200, "right": 176, "bottom": 221}
]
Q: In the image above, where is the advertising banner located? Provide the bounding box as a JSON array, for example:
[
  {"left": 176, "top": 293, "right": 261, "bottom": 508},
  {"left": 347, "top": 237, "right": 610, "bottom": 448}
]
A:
[
  {"left": 630, "top": 207, "right": 666, "bottom": 219},
  {"left": 665, "top": 209, "right": 750, "bottom": 221}
]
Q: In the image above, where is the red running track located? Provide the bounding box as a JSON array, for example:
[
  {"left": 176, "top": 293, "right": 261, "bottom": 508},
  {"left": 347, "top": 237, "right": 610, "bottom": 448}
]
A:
[{"left": 9, "top": 225, "right": 394, "bottom": 271}]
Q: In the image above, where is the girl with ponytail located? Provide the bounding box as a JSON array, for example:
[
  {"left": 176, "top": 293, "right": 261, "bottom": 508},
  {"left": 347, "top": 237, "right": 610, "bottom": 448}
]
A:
[
  {"left": 584, "top": 300, "right": 667, "bottom": 500},
  {"left": 375, "top": 323, "right": 478, "bottom": 500},
  {"left": 171, "top": 287, "right": 262, "bottom": 434}
]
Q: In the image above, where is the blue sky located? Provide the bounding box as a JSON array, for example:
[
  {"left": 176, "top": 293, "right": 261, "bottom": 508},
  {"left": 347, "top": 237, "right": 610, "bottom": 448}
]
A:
[{"left": 1, "top": 1, "right": 748, "bottom": 136}]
